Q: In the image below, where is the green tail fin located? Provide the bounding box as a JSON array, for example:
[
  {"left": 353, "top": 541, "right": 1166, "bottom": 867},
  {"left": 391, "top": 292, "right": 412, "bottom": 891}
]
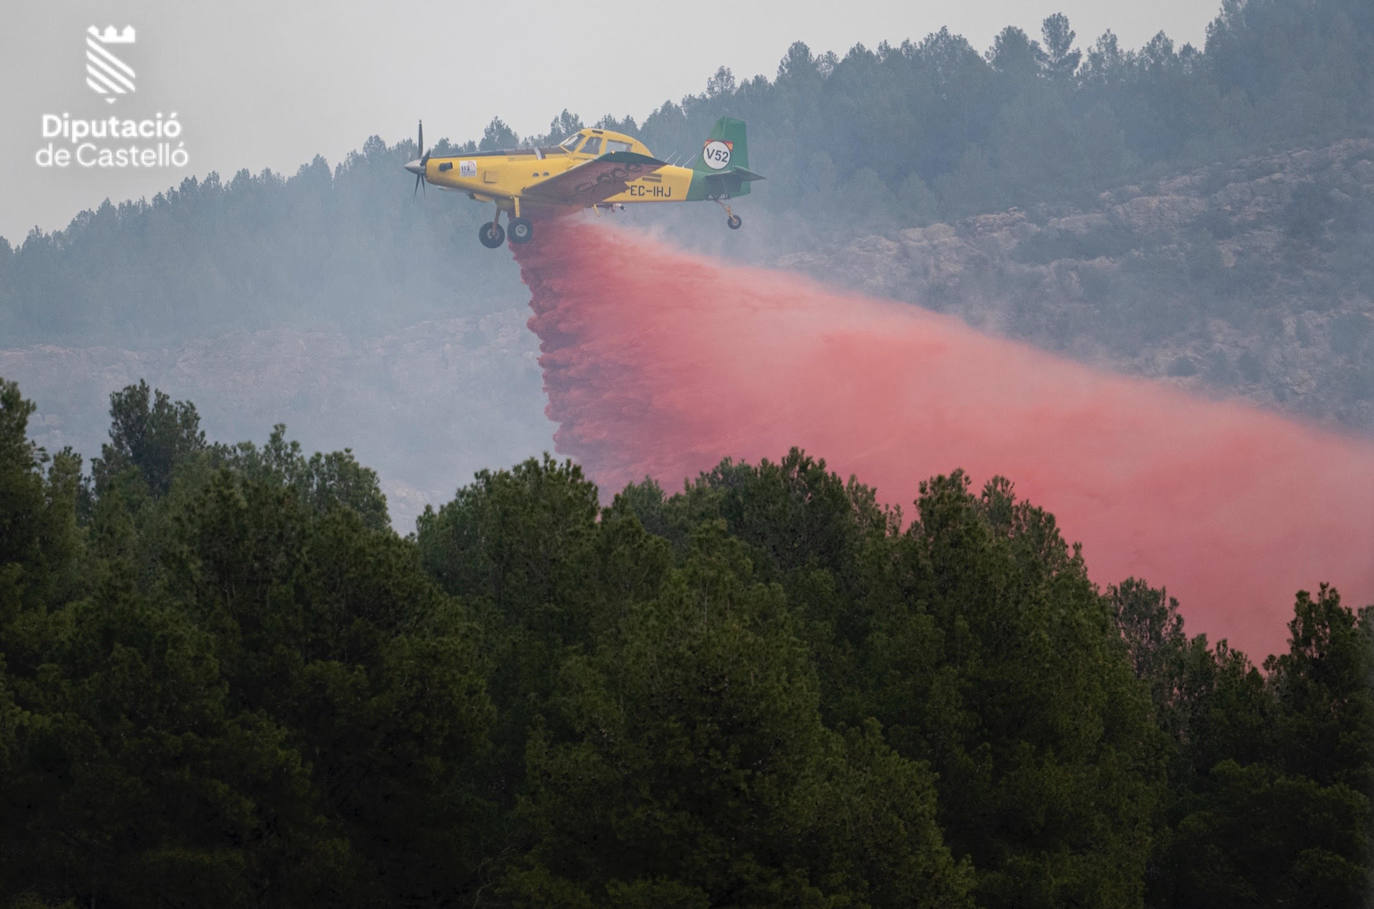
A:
[
  {"left": 692, "top": 117, "right": 761, "bottom": 197},
  {"left": 694, "top": 117, "right": 750, "bottom": 174}
]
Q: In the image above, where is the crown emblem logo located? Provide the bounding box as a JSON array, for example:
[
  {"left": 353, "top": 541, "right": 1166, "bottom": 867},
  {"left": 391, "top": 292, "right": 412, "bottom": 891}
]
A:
[{"left": 86, "top": 25, "right": 137, "bottom": 104}]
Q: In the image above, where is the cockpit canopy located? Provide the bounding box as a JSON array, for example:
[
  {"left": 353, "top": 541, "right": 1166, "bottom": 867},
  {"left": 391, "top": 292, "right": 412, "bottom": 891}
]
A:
[{"left": 557, "top": 129, "right": 644, "bottom": 156}]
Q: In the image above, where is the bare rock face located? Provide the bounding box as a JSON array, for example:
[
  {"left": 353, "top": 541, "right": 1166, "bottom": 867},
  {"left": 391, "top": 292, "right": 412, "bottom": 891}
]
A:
[{"left": 778, "top": 138, "right": 1374, "bottom": 435}]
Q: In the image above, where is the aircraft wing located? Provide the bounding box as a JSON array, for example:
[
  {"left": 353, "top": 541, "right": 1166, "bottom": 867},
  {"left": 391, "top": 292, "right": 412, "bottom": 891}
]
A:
[{"left": 523, "top": 151, "right": 666, "bottom": 207}]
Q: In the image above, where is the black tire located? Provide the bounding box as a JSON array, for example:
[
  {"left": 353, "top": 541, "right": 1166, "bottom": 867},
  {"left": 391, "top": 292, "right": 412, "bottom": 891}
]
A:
[
  {"left": 478, "top": 221, "right": 505, "bottom": 248},
  {"left": 727, "top": 213, "right": 742, "bottom": 230},
  {"left": 509, "top": 217, "right": 533, "bottom": 244}
]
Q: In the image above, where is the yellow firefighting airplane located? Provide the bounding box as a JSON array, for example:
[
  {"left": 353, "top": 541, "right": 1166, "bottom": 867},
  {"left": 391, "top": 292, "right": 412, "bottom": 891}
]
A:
[{"left": 404, "top": 117, "right": 762, "bottom": 247}]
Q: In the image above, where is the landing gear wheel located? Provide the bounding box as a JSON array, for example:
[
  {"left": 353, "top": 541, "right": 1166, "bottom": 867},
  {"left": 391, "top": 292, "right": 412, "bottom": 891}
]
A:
[
  {"left": 509, "top": 217, "right": 533, "bottom": 244},
  {"left": 726, "top": 213, "right": 742, "bottom": 230},
  {"left": 478, "top": 221, "right": 505, "bottom": 248}
]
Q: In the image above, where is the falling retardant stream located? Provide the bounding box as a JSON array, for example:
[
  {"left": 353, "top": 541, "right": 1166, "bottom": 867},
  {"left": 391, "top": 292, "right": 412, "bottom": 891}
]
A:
[{"left": 513, "top": 219, "right": 1374, "bottom": 660}]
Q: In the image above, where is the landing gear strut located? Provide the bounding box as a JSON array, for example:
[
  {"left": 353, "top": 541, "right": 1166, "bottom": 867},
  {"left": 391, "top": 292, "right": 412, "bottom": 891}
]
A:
[{"left": 715, "top": 197, "right": 742, "bottom": 230}]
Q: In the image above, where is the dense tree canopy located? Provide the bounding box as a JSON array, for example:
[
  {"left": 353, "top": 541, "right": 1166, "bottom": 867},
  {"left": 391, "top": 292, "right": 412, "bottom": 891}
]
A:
[{"left": 1, "top": 378, "right": 1370, "bottom": 906}]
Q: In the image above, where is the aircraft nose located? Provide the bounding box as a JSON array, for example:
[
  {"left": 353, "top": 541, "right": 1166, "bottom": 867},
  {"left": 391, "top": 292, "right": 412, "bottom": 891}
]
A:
[{"left": 404, "top": 159, "right": 424, "bottom": 176}]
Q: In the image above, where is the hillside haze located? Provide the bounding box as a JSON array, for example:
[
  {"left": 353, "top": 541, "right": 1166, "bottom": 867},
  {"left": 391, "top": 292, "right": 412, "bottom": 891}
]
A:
[{"left": 2, "top": 0, "right": 1372, "bottom": 533}]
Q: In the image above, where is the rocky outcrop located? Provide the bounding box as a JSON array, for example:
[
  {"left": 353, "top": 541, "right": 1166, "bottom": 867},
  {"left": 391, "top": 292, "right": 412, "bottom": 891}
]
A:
[{"left": 780, "top": 138, "right": 1374, "bottom": 434}]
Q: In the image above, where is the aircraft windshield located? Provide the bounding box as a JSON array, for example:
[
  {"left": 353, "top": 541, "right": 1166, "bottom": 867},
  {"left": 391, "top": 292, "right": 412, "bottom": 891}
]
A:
[
  {"left": 605, "top": 139, "right": 633, "bottom": 153},
  {"left": 559, "top": 134, "right": 582, "bottom": 151}
]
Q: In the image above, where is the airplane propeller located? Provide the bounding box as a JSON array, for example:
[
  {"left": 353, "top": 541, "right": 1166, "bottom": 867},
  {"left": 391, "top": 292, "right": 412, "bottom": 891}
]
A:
[{"left": 406, "top": 120, "right": 429, "bottom": 196}]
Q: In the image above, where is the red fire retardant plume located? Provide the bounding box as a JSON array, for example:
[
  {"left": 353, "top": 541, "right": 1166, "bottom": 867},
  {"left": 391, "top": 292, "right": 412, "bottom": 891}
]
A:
[{"left": 513, "top": 220, "right": 1374, "bottom": 660}]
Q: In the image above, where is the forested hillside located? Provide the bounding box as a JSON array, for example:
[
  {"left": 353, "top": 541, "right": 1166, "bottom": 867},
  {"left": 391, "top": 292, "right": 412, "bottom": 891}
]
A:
[
  {"left": 2, "top": 378, "right": 1370, "bottom": 907},
  {"left": 2, "top": 0, "right": 1371, "bottom": 344},
  {"left": 3, "top": 4, "right": 1373, "bottom": 899},
  {"left": 2, "top": 0, "right": 1372, "bottom": 527}
]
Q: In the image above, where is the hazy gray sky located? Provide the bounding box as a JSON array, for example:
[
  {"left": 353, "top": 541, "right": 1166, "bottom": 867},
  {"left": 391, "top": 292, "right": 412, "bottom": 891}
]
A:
[{"left": 1, "top": 0, "right": 1216, "bottom": 244}]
